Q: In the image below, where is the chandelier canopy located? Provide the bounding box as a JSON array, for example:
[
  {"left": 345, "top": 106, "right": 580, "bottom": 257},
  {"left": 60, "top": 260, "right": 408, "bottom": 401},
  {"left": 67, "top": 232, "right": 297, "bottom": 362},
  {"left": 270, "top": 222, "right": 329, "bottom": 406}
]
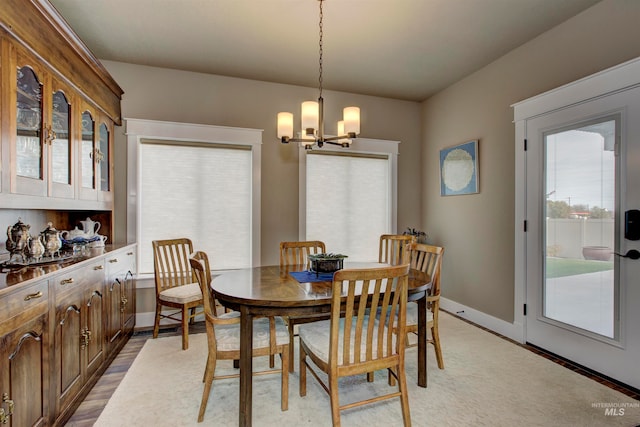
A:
[{"left": 277, "top": 0, "right": 361, "bottom": 149}]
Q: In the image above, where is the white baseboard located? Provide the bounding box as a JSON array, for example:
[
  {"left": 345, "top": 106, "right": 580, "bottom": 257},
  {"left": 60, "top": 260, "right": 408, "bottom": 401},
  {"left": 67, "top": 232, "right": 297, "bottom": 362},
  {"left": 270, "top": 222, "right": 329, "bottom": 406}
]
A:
[{"left": 440, "top": 297, "right": 525, "bottom": 343}]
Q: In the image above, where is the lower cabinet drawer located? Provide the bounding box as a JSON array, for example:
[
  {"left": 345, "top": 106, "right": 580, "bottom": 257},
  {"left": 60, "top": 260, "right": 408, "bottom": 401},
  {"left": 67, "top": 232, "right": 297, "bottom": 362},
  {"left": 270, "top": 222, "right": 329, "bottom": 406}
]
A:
[
  {"left": 0, "top": 281, "right": 49, "bottom": 326},
  {"left": 52, "top": 261, "right": 105, "bottom": 300}
]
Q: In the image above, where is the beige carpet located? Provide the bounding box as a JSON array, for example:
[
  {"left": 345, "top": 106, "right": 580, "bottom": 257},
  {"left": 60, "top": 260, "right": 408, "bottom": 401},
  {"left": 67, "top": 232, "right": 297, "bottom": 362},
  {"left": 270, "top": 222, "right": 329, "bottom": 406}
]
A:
[{"left": 94, "top": 313, "right": 640, "bottom": 426}]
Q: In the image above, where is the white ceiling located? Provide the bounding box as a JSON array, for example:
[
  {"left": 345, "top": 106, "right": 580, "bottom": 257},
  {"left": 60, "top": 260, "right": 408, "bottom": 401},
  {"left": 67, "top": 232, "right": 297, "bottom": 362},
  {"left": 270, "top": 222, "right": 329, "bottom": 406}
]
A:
[{"left": 49, "top": 0, "right": 600, "bottom": 102}]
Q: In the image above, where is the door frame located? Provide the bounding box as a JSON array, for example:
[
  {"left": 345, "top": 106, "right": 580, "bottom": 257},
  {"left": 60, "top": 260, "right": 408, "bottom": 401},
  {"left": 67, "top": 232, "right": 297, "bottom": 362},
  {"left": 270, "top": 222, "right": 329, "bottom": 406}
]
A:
[{"left": 513, "top": 56, "right": 640, "bottom": 345}]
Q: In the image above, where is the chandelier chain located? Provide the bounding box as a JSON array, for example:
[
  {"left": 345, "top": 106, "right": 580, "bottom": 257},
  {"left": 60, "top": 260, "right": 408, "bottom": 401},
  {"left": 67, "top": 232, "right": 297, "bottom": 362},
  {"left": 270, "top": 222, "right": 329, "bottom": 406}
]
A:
[{"left": 318, "top": 0, "right": 323, "bottom": 99}]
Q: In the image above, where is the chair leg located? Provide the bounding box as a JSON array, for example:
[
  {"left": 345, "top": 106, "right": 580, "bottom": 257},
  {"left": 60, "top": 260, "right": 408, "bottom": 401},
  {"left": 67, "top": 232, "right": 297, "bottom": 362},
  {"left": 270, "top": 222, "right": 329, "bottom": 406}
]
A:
[
  {"left": 288, "top": 319, "right": 295, "bottom": 372},
  {"left": 299, "top": 344, "right": 307, "bottom": 397},
  {"left": 396, "top": 360, "right": 412, "bottom": 427},
  {"left": 198, "top": 351, "right": 217, "bottom": 422},
  {"left": 329, "top": 375, "right": 341, "bottom": 427},
  {"left": 202, "top": 353, "right": 210, "bottom": 382},
  {"left": 153, "top": 303, "right": 161, "bottom": 339},
  {"left": 190, "top": 306, "right": 197, "bottom": 324},
  {"left": 281, "top": 346, "right": 289, "bottom": 411},
  {"left": 269, "top": 317, "right": 276, "bottom": 368},
  {"left": 388, "top": 367, "right": 397, "bottom": 387},
  {"left": 182, "top": 307, "right": 189, "bottom": 350},
  {"left": 432, "top": 324, "right": 444, "bottom": 369}
]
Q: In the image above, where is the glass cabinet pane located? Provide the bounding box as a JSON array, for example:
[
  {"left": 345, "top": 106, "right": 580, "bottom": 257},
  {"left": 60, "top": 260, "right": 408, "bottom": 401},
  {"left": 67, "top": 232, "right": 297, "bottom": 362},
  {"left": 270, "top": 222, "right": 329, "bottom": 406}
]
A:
[
  {"left": 51, "top": 91, "right": 71, "bottom": 184},
  {"left": 16, "top": 66, "right": 43, "bottom": 179},
  {"left": 81, "top": 111, "right": 95, "bottom": 189},
  {"left": 99, "top": 123, "right": 110, "bottom": 192}
]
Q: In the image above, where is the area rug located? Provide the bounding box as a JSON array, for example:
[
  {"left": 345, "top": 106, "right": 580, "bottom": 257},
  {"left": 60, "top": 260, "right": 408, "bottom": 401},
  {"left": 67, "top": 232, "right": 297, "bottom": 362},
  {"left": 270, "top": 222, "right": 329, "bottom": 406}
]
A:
[{"left": 94, "top": 313, "right": 640, "bottom": 426}]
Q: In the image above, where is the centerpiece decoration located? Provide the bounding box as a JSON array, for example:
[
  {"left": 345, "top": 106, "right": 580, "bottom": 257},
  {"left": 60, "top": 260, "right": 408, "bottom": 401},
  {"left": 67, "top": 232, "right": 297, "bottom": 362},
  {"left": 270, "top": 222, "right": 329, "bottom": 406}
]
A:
[{"left": 308, "top": 253, "right": 348, "bottom": 275}]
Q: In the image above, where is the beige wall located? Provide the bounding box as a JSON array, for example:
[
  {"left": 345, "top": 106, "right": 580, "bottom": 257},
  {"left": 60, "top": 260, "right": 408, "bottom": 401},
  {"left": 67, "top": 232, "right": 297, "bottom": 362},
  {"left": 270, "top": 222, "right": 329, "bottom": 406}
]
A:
[
  {"left": 106, "top": 61, "right": 422, "bottom": 266},
  {"left": 422, "top": 0, "right": 640, "bottom": 322}
]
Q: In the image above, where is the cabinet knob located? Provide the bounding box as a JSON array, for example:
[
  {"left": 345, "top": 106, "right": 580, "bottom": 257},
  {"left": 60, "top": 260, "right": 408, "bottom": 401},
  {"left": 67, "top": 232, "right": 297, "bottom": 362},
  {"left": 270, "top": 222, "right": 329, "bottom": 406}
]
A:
[
  {"left": 0, "top": 393, "right": 14, "bottom": 424},
  {"left": 80, "top": 328, "right": 92, "bottom": 349},
  {"left": 109, "top": 259, "right": 118, "bottom": 263},
  {"left": 44, "top": 123, "right": 56, "bottom": 145},
  {"left": 94, "top": 265, "right": 104, "bottom": 270},
  {"left": 60, "top": 278, "right": 74, "bottom": 285}
]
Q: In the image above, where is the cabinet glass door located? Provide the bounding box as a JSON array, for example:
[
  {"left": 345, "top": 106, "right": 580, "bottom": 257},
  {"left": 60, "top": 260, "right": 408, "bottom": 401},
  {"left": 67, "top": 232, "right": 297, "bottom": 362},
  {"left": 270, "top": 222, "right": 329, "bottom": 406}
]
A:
[
  {"left": 99, "top": 123, "right": 110, "bottom": 192},
  {"left": 16, "top": 66, "right": 43, "bottom": 180},
  {"left": 51, "top": 90, "right": 71, "bottom": 185},
  {"left": 81, "top": 110, "right": 96, "bottom": 190}
]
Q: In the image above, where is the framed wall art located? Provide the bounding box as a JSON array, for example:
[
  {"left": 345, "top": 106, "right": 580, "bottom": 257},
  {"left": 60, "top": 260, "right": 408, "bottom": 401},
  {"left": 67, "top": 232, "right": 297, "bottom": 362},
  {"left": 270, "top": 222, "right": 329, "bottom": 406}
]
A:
[{"left": 439, "top": 139, "right": 479, "bottom": 196}]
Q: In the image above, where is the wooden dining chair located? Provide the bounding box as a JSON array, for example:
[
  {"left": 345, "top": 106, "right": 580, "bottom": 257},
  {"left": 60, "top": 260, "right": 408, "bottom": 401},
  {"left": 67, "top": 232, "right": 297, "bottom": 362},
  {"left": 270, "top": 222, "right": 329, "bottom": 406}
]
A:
[
  {"left": 152, "top": 238, "right": 204, "bottom": 350},
  {"left": 298, "top": 264, "right": 412, "bottom": 427},
  {"left": 279, "top": 240, "right": 326, "bottom": 268},
  {"left": 379, "top": 234, "right": 415, "bottom": 265},
  {"left": 405, "top": 243, "right": 445, "bottom": 368},
  {"left": 279, "top": 240, "right": 328, "bottom": 371},
  {"left": 190, "top": 251, "right": 289, "bottom": 422}
]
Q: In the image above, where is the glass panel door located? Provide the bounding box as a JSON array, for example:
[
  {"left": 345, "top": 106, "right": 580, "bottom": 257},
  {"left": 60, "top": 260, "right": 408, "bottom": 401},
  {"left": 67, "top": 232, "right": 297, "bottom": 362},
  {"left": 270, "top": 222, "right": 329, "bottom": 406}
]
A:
[
  {"left": 16, "top": 66, "right": 43, "bottom": 180},
  {"left": 81, "top": 111, "right": 96, "bottom": 189},
  {"left": 544, "top": 119, "right": 616, "bottom": 338},
  {"left": 99, "top": 123, "right": 110, "bottom": 192},
  {"left": 51, "top": 90, "right": 71, "bottom": 185}
]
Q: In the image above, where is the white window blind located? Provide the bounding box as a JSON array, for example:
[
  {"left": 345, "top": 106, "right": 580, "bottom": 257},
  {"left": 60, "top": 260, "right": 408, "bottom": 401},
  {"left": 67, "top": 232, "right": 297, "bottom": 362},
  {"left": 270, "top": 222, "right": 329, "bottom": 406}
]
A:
[
  {"left": 305, "top": 151, "right": 391, "bottom": 262},
  {"left": 139, "top": 140, "right": 252, "bottom": 274}
]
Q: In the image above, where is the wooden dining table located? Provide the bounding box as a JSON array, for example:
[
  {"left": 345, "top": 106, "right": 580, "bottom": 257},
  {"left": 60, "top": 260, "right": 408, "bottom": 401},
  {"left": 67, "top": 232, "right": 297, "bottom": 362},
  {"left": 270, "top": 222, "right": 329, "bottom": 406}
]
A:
[{"left": 210, "top": 262, "right": 432, "bottom": 427}]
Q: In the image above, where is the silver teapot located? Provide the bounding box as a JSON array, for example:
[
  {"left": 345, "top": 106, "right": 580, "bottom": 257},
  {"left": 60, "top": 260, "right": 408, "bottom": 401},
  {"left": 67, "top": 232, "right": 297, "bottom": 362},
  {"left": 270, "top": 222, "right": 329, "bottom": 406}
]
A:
[
  {"left": 41, "top": 222, "right": 63, "bottom": 258},
  {"left": 6, "top": 218, "right": 30, "bottom": 263}
]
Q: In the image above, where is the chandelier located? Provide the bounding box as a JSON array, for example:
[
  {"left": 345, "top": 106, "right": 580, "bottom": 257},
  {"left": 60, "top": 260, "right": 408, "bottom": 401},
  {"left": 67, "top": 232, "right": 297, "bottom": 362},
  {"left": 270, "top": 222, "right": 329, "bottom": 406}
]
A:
[{"left": 277, "top": 0, "right": 360, "bottom": 149}]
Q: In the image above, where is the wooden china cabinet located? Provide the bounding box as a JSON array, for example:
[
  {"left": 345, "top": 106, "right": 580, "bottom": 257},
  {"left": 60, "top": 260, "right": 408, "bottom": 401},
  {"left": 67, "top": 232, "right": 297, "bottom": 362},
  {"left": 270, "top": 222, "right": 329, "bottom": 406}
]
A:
[{"left": 0, "top": 2, "right": 133, "bottom": 426}]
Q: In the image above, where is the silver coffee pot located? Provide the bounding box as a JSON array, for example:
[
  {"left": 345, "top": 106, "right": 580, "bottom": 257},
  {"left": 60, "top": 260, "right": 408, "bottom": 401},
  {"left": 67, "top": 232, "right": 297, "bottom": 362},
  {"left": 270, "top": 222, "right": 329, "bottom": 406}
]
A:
[
  {"left": 6, "top": 218, "right": 30, "bottom": 263},
  {"left": 41, "top": 222, "right": 63, "bottom": 258}
]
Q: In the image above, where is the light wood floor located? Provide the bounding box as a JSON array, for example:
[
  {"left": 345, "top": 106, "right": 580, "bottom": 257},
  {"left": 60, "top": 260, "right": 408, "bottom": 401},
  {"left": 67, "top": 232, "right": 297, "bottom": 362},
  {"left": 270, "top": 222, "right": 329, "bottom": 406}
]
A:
[{"left": 65, "top": 317, "right": 639, "bottom": 425}]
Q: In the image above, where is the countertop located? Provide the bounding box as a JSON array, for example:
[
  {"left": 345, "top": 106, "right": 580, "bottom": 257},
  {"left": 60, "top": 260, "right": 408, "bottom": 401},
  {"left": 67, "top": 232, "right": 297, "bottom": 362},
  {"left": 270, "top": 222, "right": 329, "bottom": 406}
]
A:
[{"left": 0, "top": 244, "right": 135, "bottom": 292}]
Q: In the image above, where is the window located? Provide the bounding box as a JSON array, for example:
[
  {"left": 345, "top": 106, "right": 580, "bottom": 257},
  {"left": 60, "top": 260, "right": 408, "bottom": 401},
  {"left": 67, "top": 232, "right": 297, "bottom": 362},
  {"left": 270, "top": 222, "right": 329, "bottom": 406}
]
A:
[
  {"left": 300, "top": 138, "right": 399, "bottom": 261},
  {"left": 126, "top": 119, "right": 262, "bottom": 275}
]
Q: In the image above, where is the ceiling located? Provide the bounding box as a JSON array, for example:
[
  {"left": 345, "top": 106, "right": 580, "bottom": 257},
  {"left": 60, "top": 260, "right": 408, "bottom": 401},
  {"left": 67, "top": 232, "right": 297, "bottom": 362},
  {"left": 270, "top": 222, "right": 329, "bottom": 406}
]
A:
[{"left": 49, "top": 0, "right": 600, "bottom": 102}]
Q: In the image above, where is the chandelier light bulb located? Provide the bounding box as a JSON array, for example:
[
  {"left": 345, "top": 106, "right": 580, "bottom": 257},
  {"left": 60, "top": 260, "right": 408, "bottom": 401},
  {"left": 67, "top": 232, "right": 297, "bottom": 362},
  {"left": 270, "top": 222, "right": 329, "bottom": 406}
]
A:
[
  {"left": 277, "top": 112, "right": 293, "bottom": 140},
  {"left": 343, "top": 107, "right": 360, "bottom": 136},
  {"left": 301, "top": 101, "right": 319, "bottom": 135}
]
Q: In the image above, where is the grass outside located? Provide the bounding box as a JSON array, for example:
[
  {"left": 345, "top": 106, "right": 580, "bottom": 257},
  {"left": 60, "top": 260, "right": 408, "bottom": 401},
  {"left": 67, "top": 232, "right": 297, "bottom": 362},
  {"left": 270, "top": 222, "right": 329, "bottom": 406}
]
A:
[{"left": 546, "top": 257, "right": 614, "bottom": 279}]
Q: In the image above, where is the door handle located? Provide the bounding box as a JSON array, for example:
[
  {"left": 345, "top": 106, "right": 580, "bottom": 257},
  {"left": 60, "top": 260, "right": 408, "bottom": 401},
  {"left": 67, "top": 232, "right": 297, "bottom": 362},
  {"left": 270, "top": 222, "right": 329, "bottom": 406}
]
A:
[{"left": 614, "top": 249, "right": 640, "bottom": 260}]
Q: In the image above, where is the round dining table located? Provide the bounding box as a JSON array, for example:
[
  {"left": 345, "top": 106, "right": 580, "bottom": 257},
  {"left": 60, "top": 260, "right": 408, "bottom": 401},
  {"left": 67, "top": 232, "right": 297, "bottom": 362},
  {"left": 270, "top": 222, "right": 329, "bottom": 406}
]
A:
[{"left": 211, "top": 262, "right": 432, "bottom": 427}]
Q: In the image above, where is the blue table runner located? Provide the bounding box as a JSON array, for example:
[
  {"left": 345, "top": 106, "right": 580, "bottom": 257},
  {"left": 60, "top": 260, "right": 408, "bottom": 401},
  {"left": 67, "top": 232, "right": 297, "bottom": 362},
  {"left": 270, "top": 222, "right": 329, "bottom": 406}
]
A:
[{"left": 289, "top": 270, "right": 335, "bottom": 283}]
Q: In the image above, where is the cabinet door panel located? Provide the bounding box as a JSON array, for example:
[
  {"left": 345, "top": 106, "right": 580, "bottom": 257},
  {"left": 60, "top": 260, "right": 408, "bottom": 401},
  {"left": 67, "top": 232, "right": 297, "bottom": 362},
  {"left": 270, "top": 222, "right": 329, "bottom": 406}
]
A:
[
  {"left": 97, "top": 118, "right": 113, "bottom": 203},
  {"left": 85, "top": 288, "right": 104, "bottom": 376},
  {"left": 78, "top": 103, "right": 98, "bottom": 200},
  {"left": 13, "top": 47, "right": 47, "bottom": 197},
  {"left": 0, "top": 314, "right": 48, "bottom": 427},
  {"left": 106, "top": 278, "right": 123, "bottom": 347},
  {"left": 54, "top": 294, "right": 83, "bottom": 412},
  {"left": 48, "top": 78, "right": 75, "bottom": 199}
]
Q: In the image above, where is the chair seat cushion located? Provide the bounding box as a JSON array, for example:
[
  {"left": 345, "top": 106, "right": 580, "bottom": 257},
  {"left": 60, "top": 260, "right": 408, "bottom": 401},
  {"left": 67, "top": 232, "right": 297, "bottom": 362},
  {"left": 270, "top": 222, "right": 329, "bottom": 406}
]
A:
[
  {"left": 159, "top": 282, "right": 202, "bottom": 304},
  {"left": 215, "top": 316, "right": 289, "bottom": 351},
  {"left": 298, "top": 317, "right": 396, "bottom": 364}
]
